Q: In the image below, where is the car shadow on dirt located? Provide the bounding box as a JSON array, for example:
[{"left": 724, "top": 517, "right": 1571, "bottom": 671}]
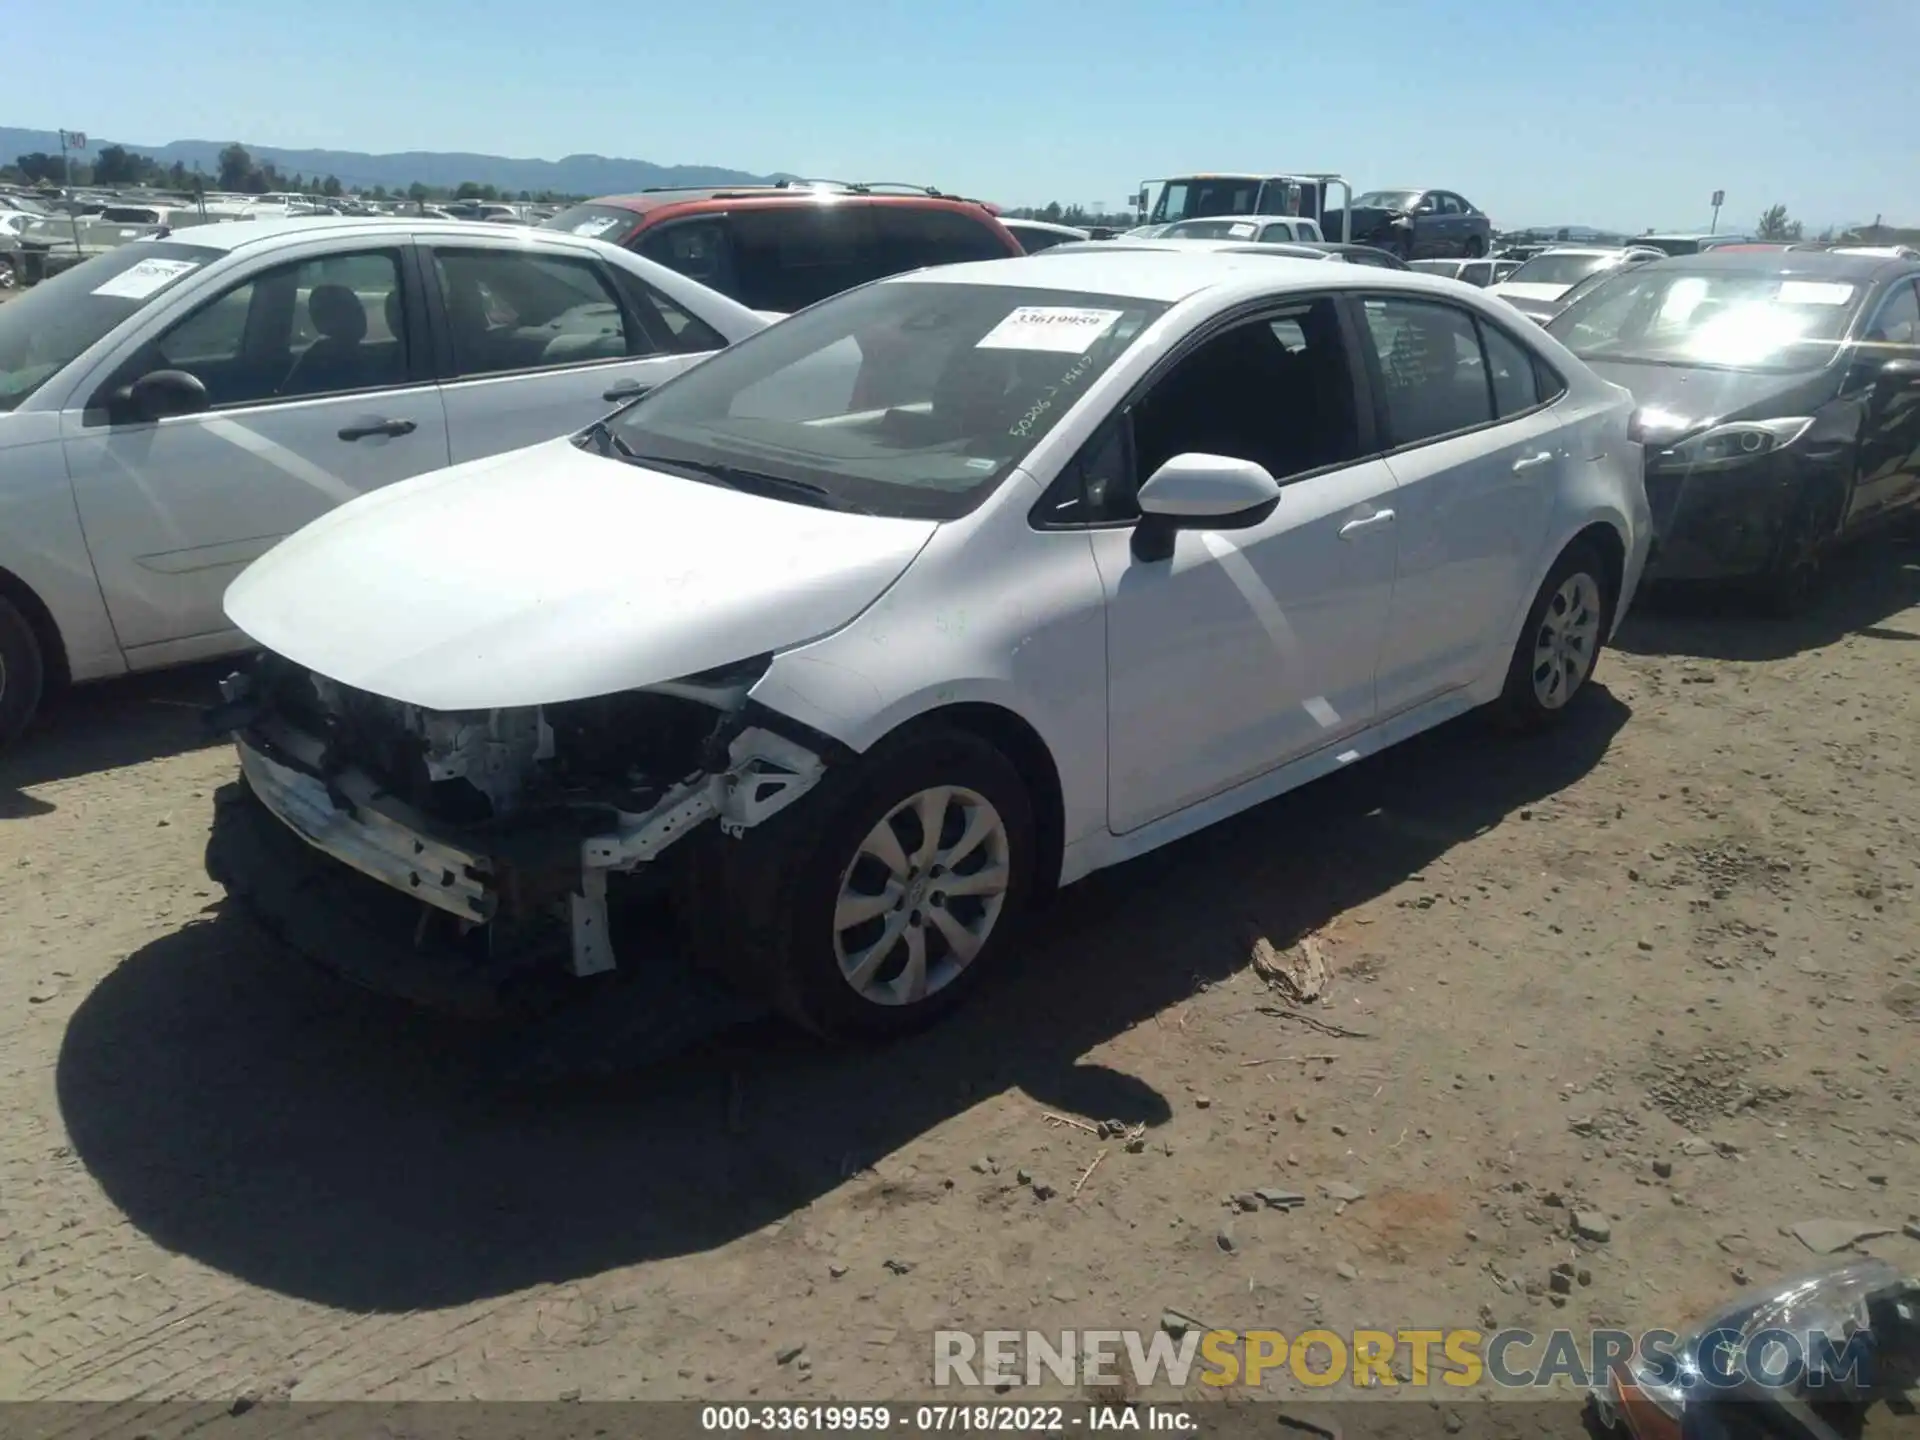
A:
[
  {"left": 54, "top": 686, "right": 1630, "bottom": 1314},
  {"left": 1615, "top": 530, "right": 1920, "bottom": 662},
  {"left": 0, "top": 661, "right": 230, "bottom": 816}
]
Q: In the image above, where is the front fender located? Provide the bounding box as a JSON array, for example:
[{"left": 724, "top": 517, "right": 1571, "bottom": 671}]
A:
[{"left": 0, "top": 413, "right": 124, "bottom": 683}]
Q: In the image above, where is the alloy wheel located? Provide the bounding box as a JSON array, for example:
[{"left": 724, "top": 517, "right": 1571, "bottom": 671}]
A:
[
  {"left": 832, "top": 785, "right": 1011, "bottom": 1007},
  {"left": 1532, "top": 571, "right": 1602, "bottom": 709}
]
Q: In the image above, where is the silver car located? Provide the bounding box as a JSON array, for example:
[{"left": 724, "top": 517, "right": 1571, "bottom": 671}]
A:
[{"left": 0, "top": 216, "right": 766, "bottom": 742}]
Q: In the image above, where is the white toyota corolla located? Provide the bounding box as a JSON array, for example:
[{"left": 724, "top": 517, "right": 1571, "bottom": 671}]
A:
[{"left": 210, "top": 249, "right": 1652, "bottom": 1039}]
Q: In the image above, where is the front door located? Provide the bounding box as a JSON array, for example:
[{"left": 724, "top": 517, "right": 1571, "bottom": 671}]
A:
[
  {"left": 61, "top": 243, "right": 451, "bottom": 660},
  {"left": 1087, "top": 297, "right": 1400, "bottom": 833},
  {"left": 1847, "top": 277, "right": 1920, "bottom": 524},
  {"left": 424, "top": 242, "right": 722, "bottom": 465}
]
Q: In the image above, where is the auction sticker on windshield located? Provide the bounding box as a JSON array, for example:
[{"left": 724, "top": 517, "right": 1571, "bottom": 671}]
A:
[
  {"left": 1776, "top": 281, "right": 1854, "bottom": 306},
  {"left": 570, "top": 216, "right": 625, "bottom": 237},
  {"left": 92, "top": 258, "right": 201, "bottom": 300},
  {"left": 977, "top": 306, "right": 1124, "bottom": 353}
]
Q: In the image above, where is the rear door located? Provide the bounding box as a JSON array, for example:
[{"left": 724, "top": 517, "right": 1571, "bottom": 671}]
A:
[
  {"left": 61, "top": 239, "right": 450, "bottom": 661},
  {"left": 1356, "top": 293, "right": 1565, "bottom": 713},
  {"left": 424, "top": 238, "right": 721, "bottom": 463}
]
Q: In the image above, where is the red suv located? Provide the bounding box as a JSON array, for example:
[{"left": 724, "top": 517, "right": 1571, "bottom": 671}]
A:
[{"left": 541, "top": 183, "right": 1023, "bottom": 314}]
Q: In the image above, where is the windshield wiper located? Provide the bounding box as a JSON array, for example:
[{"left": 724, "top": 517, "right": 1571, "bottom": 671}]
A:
[
  {"left": 621, "top": 455, "right": 871, "bottom": 514},
  {"left": 578, "top": 418, "right": 639, "bottom": 460}
]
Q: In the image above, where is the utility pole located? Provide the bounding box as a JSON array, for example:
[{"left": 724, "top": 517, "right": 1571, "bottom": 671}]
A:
[{"left": 58, "top": 128, "right": 86, "bottom": 254}]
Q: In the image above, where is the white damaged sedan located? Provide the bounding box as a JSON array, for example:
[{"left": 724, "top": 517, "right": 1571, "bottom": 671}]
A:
[{"left": 211, "top": 249, "right": 1652, "bottom": 1038}]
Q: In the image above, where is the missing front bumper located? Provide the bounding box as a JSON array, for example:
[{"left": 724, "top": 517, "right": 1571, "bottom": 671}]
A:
[
  {"left": 238, "top": 721, "right": 495, "bottom": 921},
  {"left": 218, "top": 706, "right": 827, "bottom": 1009}
]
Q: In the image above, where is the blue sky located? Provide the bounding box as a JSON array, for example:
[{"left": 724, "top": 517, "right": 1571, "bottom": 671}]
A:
[{"left": 11, "top": 0, "right": 1917, "bottom": 229}]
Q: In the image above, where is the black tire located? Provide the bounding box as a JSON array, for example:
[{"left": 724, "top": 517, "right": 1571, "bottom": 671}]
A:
[
  {"left": 1464, "top": 234, "right": 1488, "bottom": 259},
  {"left": 704, "top": 726, "right": 1037, "bottom": 1041},
  {"left": 1492, "top": 541, "right": 1612, "bottom": 730},
  {"left": 0, "top": 594, "right": 46, "bottom": 747},
  {"left": 1752, "top": 490, "right": 1831, "bottom": 618}
]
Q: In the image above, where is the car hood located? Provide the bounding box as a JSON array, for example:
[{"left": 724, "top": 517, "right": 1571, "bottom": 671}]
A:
[
  {"left": 1577, "top": 360, "right": 1835, "bottom": 438},
  {"left": 1488, "top": 281, "right": 1571, "bottom": 305},
  {"left": 223, "top": 437, "right": 939, "bottom": 711}
]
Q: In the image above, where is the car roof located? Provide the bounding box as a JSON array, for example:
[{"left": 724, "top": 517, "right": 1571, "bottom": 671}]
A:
[
  {"left": 1003, "top": 218, "right": 1088, "bottom": 236},
  {"left": 898, "top": 248, "right": 1459, "bottom": 305},
  {"left": 582, "top": 187, "right": 993, "bottom": 217},
  {"left": 122, "top": 215, "right": 567, "bottom": 254},
  {"left": 1643, "top": 248, "right": 1917, "bottom": 283},
  {"left": 1165, "top": 214, "right": 1316, "bottom": 226}
]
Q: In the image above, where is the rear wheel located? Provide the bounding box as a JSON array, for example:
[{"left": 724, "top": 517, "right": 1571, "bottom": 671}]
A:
[
  {"left": 1492, "top": 542, "right": 1611, "bottom": 729},
  {"left": 709, "top": 727, "right": 1036, "bottom": 1041},
  {"left": 1463, "top": 234, "right": 1487, "bottom": 258},
  {"left": 0, "top": 594, "right": 47, "bottom": 747}
]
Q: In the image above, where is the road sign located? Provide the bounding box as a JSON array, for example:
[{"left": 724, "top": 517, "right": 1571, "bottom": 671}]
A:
[
  {"left": 1711, "top": 189, "right": 1724, "bottom": 208},
  {"left": 60, "top": 129, "right": 88, "bottom": 150}
]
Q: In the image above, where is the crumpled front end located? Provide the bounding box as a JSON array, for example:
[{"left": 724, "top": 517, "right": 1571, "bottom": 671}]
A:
[{"left": 206, "top": 649, "right": 830, "bottom": 1015}]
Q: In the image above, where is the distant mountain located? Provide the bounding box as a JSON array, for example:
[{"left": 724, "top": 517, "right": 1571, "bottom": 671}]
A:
[{"left": 1, "top": 125, "right": 788, "bottom": 195}]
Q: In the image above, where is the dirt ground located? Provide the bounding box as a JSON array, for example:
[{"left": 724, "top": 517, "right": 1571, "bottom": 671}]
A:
[{"left": 2, "top": 537, "right": 1918, "bottom": 1412}]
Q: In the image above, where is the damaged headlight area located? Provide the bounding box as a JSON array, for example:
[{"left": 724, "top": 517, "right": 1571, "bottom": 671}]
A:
[{"left": 207, "top": 649, "right": 829, "bottom": 1002}]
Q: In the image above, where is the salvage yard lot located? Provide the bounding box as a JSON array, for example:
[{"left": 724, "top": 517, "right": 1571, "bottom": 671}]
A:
[{"left": 2, "top": 542, "right": 1918, "bottom": 1404}]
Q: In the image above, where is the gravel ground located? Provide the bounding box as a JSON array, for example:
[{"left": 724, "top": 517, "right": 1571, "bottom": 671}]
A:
[{"left": 2, "top": 537, "right": 1918, "bottom": 1410}]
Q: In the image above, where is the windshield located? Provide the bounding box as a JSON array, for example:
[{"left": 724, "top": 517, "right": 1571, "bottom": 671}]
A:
[
  {"left": 1354, "top": 190, "right": 1421, "bottom": 211},
  {"left": 541, "top": 203, "right": 643, "bottom": 244},
  {"left": 1547, "top": 267, "right": 1865, "bottom": 373},
  {"left": 1149, "top": 179, "right": 1262, "bottom": 225},
  {"left": 0, "top": 240, "right": 222, "bottom": 412},
  {"left": 1504, "top": 253, "right": 1619, "bottom": 288},
  {"left": 605, "top": 280, "right": 1168, "bottom": 520}
]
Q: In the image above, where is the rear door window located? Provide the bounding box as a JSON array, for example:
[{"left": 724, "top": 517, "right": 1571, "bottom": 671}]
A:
[
  {"left": 1358, "top": 296, "right": 1496, "bottom": 446},
  {"left": 431, "top": 247, "right": 645, "bottom": 378}
]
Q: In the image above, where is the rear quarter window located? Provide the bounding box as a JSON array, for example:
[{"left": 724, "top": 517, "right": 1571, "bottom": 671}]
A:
[{"left": 869, "top": 207, "right": 1016, "bottom": 272}]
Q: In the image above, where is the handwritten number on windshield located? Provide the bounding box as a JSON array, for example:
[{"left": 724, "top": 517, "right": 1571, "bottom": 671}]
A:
[{"left": 1008, "top": 352, "right": 1099, "bottom": 439}]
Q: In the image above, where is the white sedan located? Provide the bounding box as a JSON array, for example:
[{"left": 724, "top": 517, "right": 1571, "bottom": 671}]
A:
[
  {"left": 0, "top": 217, "right": 766, "bottom": 742},
  {"left": 210, "top": 249, "right": 1652, "bottom": 1038}
]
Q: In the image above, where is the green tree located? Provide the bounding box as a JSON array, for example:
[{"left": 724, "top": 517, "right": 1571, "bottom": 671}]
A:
[
  {"left": 321, "top": 174, "right": 343, "bottom": 198},
  {"left": 1756, "top": 204, "right": 1803, "bottom": 242},
  {"left": 371, "top": 184, "right": 389, "bottom": 200},
  {"left": 14, "top": 151, "right": 64, "bottom": 183},
  {"left": 216, "top": 143, "right": 254, "bottom": 191},
  {"left": 407, "top": 181, "right": 429, "bottom": 203},
  {"left": 1041, "top": 200, "right": 1063, "bottom": 222},
  {"left": 92, "top": 144, "right": 138, "bottom": 184}
]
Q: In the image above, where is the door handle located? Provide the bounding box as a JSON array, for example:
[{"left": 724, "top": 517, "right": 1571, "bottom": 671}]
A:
[
  {"left": 1512, "top": 450, "right": 1555, "bottom": 473},
  {"left": 602, "top": 380, "right": 653, "bottom": 403},
  {"left": 1338, "top": 508, "right": 1396, "bottom": 539},
  {"left": 338, "top": 418, "right": 417, "bottom": 442}
]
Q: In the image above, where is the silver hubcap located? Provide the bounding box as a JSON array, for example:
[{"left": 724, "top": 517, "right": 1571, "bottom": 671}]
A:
[
  {"left": 1532, "top": 572, "right": 1601, "bottom": 709},
  {"left": 833, "top": 785, "right": 1010, "bottom": 1007}
]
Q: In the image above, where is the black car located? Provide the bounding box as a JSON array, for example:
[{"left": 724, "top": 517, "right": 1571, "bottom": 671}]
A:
[
  {"left": 1327, "top": 189, "right": 1493, "bottom": 261},
  {"left": 1546, "top": 251, "right": 1920, "bottom": 611}
]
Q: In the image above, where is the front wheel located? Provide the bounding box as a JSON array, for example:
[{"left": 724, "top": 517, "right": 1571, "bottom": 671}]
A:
[
  {"left": 708, "top": 726, "right": 1037, "bottom": 1040},
  {"left": 1752, "top": 492, "right": 1832, "bottom": 618},
  {"left": 1492, "top": 543, "right": 1611, "bottom": 729}
]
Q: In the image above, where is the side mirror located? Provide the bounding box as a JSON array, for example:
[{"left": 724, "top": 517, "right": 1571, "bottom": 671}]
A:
[
  {"left": 1131, "top": 454, "right": 1281, "bottom": 562},
  {"left": 119, "top": 368, "right": 209, "bottom": 422}
]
